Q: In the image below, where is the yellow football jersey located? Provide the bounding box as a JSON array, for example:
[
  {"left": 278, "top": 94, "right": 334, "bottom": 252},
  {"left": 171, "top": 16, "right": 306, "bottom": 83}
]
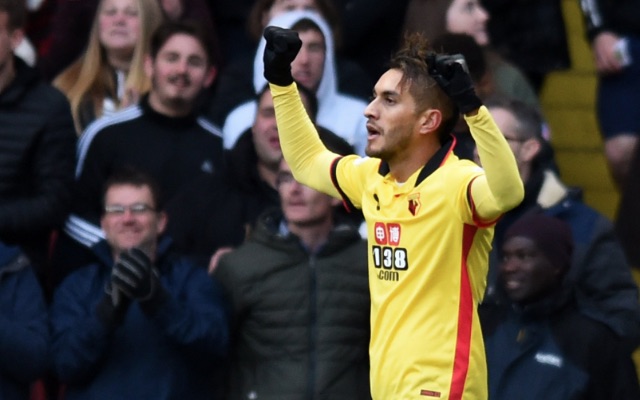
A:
[{"left": 333, "top": 142, "right": 492, "bottom": 399}]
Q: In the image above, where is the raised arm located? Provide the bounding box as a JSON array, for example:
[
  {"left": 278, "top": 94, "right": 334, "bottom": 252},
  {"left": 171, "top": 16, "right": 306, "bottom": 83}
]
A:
[
  {"left": 466, "top": 107, "right": 524, "bottom": 221},
  {"left": 263, "top": 27, "right": 342, "bottom": 197},
  {"left": 427, "top": 56, "right": 523, "bottom": 221}
]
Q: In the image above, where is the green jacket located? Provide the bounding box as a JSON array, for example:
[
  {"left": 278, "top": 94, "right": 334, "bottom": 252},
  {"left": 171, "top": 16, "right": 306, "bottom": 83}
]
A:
[{"left": 215, "top": 209, "right": 371, "bottom": 400}]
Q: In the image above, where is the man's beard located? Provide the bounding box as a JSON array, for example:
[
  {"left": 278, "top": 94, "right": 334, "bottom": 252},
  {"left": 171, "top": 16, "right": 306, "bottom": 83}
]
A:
[{"left": 151, "top": 75, "right": 196, "bottom": 111}]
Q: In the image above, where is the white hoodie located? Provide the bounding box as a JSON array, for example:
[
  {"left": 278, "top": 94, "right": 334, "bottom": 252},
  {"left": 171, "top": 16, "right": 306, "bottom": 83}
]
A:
[{"left": 222, "top": 10, "right": 369, "bottom": 155}]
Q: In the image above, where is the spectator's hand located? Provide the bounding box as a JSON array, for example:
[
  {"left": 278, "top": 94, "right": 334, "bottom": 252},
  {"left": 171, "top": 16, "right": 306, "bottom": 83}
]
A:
[
  {"left": 112, "top": 248, "right": 158, "bottom": 301},
  {"left": 263, "top": 26, "right": 302, "bottom": 86},
  {"left": 208, "top": 247, "right": 234, "bottom": 275},
  {"left": 95, "top": 282, "right": 130, "bottom": 330},
  {"left": 592, "top": 32, "right": 624, "bottom": 74},
  {"left": 426, "top": 53, "right": 482, "bottom": 115}
]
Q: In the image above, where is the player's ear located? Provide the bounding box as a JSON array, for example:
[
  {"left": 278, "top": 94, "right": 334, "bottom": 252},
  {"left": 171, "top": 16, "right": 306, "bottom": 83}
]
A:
[{"left": 418, "top": 108, "right": 442, "bottom": 136}]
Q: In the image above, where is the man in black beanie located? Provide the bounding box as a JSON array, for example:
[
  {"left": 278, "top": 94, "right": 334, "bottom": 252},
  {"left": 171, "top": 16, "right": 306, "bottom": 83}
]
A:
[{"left": 480, "top": 212, "right": 640, "bottom": 400}]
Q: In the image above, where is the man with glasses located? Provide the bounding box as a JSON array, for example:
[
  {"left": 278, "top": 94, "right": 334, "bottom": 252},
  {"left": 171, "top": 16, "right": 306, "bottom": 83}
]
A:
[{"left": 50, "top": 167, "right": 230, "bottom": 400}]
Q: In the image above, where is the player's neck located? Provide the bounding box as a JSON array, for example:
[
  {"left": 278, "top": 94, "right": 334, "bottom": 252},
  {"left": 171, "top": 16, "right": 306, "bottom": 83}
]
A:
[{"left": 389, "top": 145, "right": 439, "bottom": 183}]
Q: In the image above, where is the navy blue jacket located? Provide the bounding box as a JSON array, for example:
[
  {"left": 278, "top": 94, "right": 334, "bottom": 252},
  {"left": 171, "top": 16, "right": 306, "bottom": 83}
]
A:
[
  {"left": 0, "top": 243, "right": 49, "bottom": 400},
  {"left": 50, "top": 238, "right": 229, "bottom": 399},
  {"left": 480, "top": 285, "right": 640, "bottom": 400}
]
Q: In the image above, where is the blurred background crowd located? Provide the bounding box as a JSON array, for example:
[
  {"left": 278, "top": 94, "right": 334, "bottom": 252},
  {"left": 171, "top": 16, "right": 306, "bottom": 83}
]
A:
[{"left": 1, "top": 0, "right": 640, "bottom": 399}]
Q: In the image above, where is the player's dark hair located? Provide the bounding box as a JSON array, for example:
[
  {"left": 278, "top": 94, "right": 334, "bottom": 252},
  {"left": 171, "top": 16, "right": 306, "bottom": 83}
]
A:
[{"left": 390, "top": 33, "right": 458, "bottom": 144}]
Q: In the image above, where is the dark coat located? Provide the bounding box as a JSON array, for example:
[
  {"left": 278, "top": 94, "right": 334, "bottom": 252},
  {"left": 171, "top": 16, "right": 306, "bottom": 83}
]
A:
[
  {"left": 225, "top": 129, "right": 280, "bottom": 225},
  {"left": 480, "top": 283, "right": 640, "bottom": 400},
  {"left": 50, "top": 238, "right": 230, "bottom": 400},
  {"left": 215, "top": 209, "right": 371, "bottom": 400},
  {"left": 164, "top": 170, "right": 250, "bottom": 262},
  {"left": 0, "top": 244, "right": 49, "bottom": 400},
  {"left": 0, "top": 56, "right": 76, "bottom": 270}
]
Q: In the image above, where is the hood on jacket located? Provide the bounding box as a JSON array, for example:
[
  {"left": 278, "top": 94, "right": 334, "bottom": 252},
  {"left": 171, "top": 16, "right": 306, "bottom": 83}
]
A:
[{"left": 254, "top": 10, "right": 338, "bottom": 105}]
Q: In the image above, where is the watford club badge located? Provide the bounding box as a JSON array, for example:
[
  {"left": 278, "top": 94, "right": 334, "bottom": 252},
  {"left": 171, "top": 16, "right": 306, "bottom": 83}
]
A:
[{"left": 408, "top": 193, "right": 421, "bottom": 216}]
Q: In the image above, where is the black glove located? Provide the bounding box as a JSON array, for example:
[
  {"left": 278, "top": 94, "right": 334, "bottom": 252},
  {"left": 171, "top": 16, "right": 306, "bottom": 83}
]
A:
[
  {"left": 263, "top": 26, "right": 302, "bottom": 86},
  {"left": 112, "top": 248, "right": 158, "bottom": 302},
  {"left": 95, "top": 282, "right": 130, "bottom": 330},
  {"left": 426, "top": 53, "right": 482, "bottom": 115}
]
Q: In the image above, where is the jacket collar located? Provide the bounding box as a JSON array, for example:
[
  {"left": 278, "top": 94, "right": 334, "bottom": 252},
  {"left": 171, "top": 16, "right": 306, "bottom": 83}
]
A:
[
  {"left": 0, "top": 56, "right": 38, "bottom": 106},
  {"left": 0, "top": 243, "right": 29, "bottom": 280},
  {"left": 254, "top": 207, "right": 362, "bottom": 256},
  {"left": 140, "top": 93, "right": 198, "bottom": 127},
  {"left": 536, "top": 170, "right": 569, "bottom": 208},
  {"left": 510, "top": 282, "right": 575, "bottom": 320}
]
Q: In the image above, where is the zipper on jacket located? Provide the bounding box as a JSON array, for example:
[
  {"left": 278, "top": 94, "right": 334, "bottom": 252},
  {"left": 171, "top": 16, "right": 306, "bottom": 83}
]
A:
[{"left": 307, "top": 254, "right": 318, "bottom": 400}]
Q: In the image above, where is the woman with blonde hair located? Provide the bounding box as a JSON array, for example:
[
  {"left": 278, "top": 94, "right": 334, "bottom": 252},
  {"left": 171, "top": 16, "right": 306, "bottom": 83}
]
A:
[{"left": 54, "top": 0, "right": 164, "bottom": 133}]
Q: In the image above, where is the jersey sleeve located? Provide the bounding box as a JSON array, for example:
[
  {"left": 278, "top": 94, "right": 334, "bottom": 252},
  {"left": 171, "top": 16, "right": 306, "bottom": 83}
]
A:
[
  {"left": 270, "top": 83, "right": 346, "bottom": 199},
  {"left": 465, "top": 106, "right": 524, "bottom": 223},
  {"left": 331, "top": 154, "right": 379, "bottom": 210}
]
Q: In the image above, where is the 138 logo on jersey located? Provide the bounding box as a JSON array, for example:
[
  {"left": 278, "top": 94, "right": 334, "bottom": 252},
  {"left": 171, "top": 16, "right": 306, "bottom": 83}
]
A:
[{"left": 372, "top": 222, "right": 409, "bottom": 280}]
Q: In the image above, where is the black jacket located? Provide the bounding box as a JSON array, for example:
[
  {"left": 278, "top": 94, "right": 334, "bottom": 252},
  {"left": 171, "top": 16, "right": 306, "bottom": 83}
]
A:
[
  {"left": 225, "top": 129, "right": 280, "bottom": 227},
  {"left": 215, "top": 209, "right": 371, "bottom": 400},
  {"left": 164, "top": 171, "right": 250, "bottom": 263},
  {"left": 0, "top": 56, "right": 76, "bottom": 269},
  {"left": 481, "top": 282, "right": 640, "bottom": 400},
  {"left": 66, "top": 95, "right": 224, "bottom": 248}
]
